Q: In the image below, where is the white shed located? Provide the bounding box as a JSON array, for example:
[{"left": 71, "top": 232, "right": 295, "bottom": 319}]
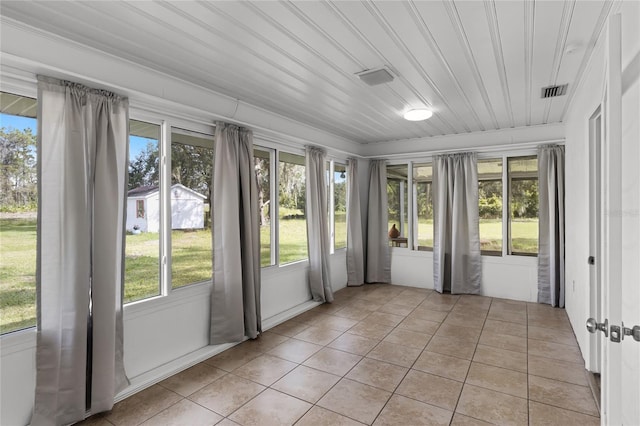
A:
[{"left": 126, "top": 183, "right": 207, "bottom": 233}]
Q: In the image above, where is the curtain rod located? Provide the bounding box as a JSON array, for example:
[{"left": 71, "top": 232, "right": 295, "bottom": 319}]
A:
[{"left": 362, "top": 139, "right": 565, "bottom": 159}]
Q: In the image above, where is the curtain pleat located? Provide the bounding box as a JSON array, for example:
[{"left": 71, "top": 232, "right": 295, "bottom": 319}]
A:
[
  {"left": 537, "top": 145, "right": 565, "bottom": 307},
  {"left": 433, "top": 152, "right": 481, "bottom": 294},
  {"left": 366, "top": 160, "right": 391, "bottom": 283},
  {"left": 346, "top": 158, "right": 365, "bottom": 286},
  {"left": 305, "top": 146, "right": 333, "bottom": 302},
  {"left": 33, "top": 76, "right": 129, "bottom": 426},
  {"left": 210, "top": 123, "right": 261, "bottom": 344}
]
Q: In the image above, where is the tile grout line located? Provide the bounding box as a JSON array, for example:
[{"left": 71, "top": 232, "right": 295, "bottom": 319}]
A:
[{"left": 448, "top": 295, "right": 493, "bottom": 425}]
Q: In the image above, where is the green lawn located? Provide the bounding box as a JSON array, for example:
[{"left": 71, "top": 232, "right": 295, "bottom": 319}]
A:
[
  {"left": 0, "top": 219, "right": 37, "bottom": 334},
  {"left": 391, "top": 218, "right": 538, "bottom": 254},
  {"left": 0, "top": 215, "right": 537, "bottom": 334}
]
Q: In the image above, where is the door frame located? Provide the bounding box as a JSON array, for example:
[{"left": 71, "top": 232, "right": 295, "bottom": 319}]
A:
[
  {"left": 600, "top": 12, "right": 623, "bottom": 426},
  {"left": 587, "top": 106, "right": 603, "bottom": 375}
]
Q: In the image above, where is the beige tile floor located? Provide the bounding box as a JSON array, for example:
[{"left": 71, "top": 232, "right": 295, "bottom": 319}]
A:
[{"left": 80, "top": 284, "right": 599, "bottom": 426}]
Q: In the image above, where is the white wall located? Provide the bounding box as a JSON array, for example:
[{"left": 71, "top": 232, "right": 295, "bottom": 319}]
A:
[
  {"left": 563, "top": 1, "right": 640, "bottom": 369},
  {"left": 390, "top": 249, "right": 538, "bottom": 302}
]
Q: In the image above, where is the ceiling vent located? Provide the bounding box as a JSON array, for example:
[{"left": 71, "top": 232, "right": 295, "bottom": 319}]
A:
[
  {"left": 541, "top": 84, "right": 568, "bottom": 98},
  {"left": 356, "top": 67, "right": 395, "bottom": 86}
]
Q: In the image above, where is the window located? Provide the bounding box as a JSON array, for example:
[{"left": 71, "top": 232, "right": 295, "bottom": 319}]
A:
[
  {"left": 0, "top": 92, "right": 37, "bottom": 334},
  {"left": 412, "top": 163, "right": 433, "bottom": 250},
  {"left": 478, "top": 159, "right": 503, "bottom": 255},
  {"left": 170, "top": 128, "right": 214, "bottom": 288},
  {"left": 333, "top": 163, "right": 347, "bottom": 250},
  {"left": 255, "top": 147, "right": 273, "bottom": 267},
  {"left": 387, "top": 164, "right": 408, "bottom": 247},
  {"left": 508, "top": 156, "right": 538, "bottom": 255},
  {"left": 126, "top": 120, "right": 161, "bottom": 303},
  {"left": 136, "top": 199, "right": 145, "bottom": 218},
  {"left": 278, "top": 152, "right": 307, "bottom": 264}
]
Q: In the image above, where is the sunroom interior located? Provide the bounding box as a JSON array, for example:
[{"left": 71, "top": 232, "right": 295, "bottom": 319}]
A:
[{"left": 0, "top": 1, "right": 639, "bottom": 425}]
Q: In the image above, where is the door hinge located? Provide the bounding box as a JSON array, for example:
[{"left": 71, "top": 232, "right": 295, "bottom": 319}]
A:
[{"left": 588, "top": 256, "right": 595, "bottom": 265}]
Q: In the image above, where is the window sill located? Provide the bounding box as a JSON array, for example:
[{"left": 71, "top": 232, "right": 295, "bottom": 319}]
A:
[
  {"left": 0, "top": 326, "right": 37, "bottom": 355},
  {"left": 124, "top": 281, "right": 212, "bottom": 320}
]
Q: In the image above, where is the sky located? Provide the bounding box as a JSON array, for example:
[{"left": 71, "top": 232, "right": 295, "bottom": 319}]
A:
[{"left": 1, "top": 113, "right": 152, "bottom": 160}]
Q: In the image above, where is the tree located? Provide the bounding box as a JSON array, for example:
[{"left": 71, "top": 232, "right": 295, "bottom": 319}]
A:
[
  {"left": 278, "top": 162, "right": 305, "bottom": 215},
  {"left": 334, "top": 181, "right": 346, "bottom": 212},
  {"left": 128, "top": 142, "right": 159, "bottom": 189},
  {"left": 255, "top": 157, "right": 270, "bottom": 226},
  {"left": 171, "top": 143, "right": 213, "bottom": 202},
  {"left": 0, "top": 127, "right": 37, "bottom": 210}
]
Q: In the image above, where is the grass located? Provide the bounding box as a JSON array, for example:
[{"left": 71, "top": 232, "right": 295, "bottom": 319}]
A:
[
  {"left": 389, "top": 218, "right": 538, "bottom": 254},
  {"left": 0, "top": 215, "right": 536, "bottom": 334},
  {"left": 0, "top": 219, "right": 37, "bottom": 334}
]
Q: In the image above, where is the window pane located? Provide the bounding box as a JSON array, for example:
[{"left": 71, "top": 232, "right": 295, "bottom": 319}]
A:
[
  {"left": 279, "top": 152, "right": 307, "bottom": 263},
  {"left": 0, "top": 93, "right": 38, "bottom": 334},
  {"left": 387, "top": 164, "right": 408, "bottom": 247},
  {"left": 413, "top": 163, "right": 433, "bottom": 249},
  {"left": 126, "top": 120, "right": 161, "bottom": 302},
  {"left": 509, "top": 157, "right": 539, "bottom": 255},
  {"left": 478, "top": 159, "right": 503, "bottom": 254},
  {"left": 334, "top": 163, "right": 347, "bottom": 250},
  {"left": 255, "top": 147, "right": 272, "bottom": 267},
  {"left": 171, "top": 128, "right": 214, "bottom": 288}
]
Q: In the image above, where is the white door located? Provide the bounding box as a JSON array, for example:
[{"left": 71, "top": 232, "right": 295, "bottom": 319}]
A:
[
  {"left": 595, "top": 11, "right": 640, "bottom": 426},
  {"left": 588, "top": 106, "right": 603, "bottom": 375}
]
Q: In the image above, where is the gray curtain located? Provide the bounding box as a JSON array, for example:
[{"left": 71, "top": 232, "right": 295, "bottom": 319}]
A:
[
  {"left": 33, "top": 76, "right": 129, "bottom": 426},
  {"left": 433, "top": 152, "right": 481, "bottom": 294},
  {"left": 538, "top": 145, "right": 565, "bottom": 307},
  {"left": 210, "top": 123, "right": 261, "bottom": 344},
  {"left": 305, "top": 146, "right": 333, "bottom": 302},
  {"left": 346, "top": 158, "right": 365, "bottom": 286},
  {"left": 366, "top": 160, "right": 391, "bottom": 283}
]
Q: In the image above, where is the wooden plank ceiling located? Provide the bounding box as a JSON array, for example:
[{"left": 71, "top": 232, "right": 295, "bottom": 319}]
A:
[{"left": 1, "top": 1, "right": 613, "bottom": 144}]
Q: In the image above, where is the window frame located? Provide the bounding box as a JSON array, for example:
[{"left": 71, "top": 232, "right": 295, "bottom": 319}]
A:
[
  {"left": 330, "top": 160, "right": 348, "bottom": 253},
  {"left": 507, "top": 155, "right": 539, "bottom": 257},
  {"left": 388, "top": 150, "right": 542, "bottom": 259},
  {"left": 254, "top": 145, "right": 276, "bottom": 267},
  {"left": 135, "top": 199, "right": 145, "bottom": 218},
  {"left": 0, "top": 91, "right": 38, "bottom": 335},
  {"left": 386, "top": 162, "right": 410, "bottom": 249},
  {"left": 412, "top": 162, "right": 433, "bottom": 252},
  {"left": 477, "top": 158, "right": 504, "bottom": 257},
  {"left": 276, "top": 148, "right": 309, "bottom": 266},
  {"left": 169, "top": 126, "right": 215, "bottom": 290}
]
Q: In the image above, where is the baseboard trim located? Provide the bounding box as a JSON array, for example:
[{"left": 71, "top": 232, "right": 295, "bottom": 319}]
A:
[
  {"left": 586, "top": 371, "right": 601, "bottom": 415},
  {"left": 113, "top": 299, "right": 321, "bottom": 404}
]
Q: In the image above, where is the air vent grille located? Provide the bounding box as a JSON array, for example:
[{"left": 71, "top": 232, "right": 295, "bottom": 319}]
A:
[
  {"left": 541, "top": 84, "right": 568, "bottom": 98},
  {"left": 356, "top": 67, "right": 395, "bottom": 86}
]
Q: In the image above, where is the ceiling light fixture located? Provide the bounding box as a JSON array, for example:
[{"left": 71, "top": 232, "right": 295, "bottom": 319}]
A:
[{"left": 403, "top": 109, "right": 433, "bottom": 121}]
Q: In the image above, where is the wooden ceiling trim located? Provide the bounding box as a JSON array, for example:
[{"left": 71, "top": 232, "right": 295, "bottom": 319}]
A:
[
  {"left": 150, "top": 1, "right": 391, "bottom": 139},
  {"left": 543, "top": 0, "right": 576, "bottom": 124},
  {"left": 279, "top": 1, "right": 426, "bottom": 141},
  {"left": 363, "top": 0, "right": 476, "bottom": 134},
  {"left": 405, "top": 0, "right": 488, "bottom": 133},
  {"left": 442, "top": 0, "right": 500, "bottom": 130},
  {"left": 239, "top": 1, "right": 423, "bottom": 139},
  {"left": 524, "top": 0, "right": 535, "bottom": 126},
  {"left": 560, "top": 0, "right": 616, "bottom": 120},
  {"left": 323, "top": 0, "right": 449, "bottom": 136},
  {"left": 484, "top": 0, "right": 515, "bottom": 128},
  {"left": 117, "top": 3, "right": 381, "bottom": 140}
]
